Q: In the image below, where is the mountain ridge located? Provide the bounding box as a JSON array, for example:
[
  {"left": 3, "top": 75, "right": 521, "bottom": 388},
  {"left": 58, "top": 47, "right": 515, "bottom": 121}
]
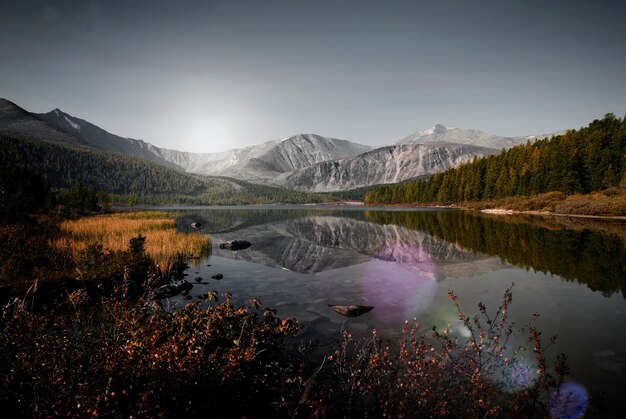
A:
[
  {"left": 396, "top": 123, "right": 558, "bottom": 149},
  {"left": 0, "top": 97, "right": 558, "bottom": 193}
]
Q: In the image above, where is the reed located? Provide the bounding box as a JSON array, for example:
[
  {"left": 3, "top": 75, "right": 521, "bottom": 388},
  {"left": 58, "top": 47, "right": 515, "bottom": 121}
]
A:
[{"left": 55, "top": 211, "right": 210, "bottom": 270}]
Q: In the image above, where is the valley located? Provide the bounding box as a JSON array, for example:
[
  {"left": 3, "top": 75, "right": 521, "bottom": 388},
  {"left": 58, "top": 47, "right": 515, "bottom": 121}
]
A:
[{"left": 0, "top": 98, "right": 555, "bottom": 196}]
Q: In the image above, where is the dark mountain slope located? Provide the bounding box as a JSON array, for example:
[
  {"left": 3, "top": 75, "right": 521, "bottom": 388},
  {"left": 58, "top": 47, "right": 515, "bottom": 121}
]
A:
[{"left": 0, "top": 99, "right": 84, "bottom": 146}]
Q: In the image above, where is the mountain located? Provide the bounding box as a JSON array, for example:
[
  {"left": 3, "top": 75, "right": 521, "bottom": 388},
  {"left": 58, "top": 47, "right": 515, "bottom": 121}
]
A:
[
  {"left": 366, "top": 114, "right": 626, "bottom": 205},
  {"left": 35, "top": 107, "right": 184, "bottom": 169},
  {"left": 157, "top": 134, "right": 373, "bottom": 182},
  {"left": 397, "top": 124, "right": 551, "bottom": 149},
  {"left": 0, "top": 99, "right": 85, "bottom": 146},
  {"left": 0, "top": 98, "right": 558, "bottom": 195},
  {"left": 0, "top": 134, "right": 345, "bottom": 204},
  {"left": 1, "top": 98, "right": 373, "bottom": 182},
  {"left": 274, "top": 142, "right": 498, "bottom": 192}
]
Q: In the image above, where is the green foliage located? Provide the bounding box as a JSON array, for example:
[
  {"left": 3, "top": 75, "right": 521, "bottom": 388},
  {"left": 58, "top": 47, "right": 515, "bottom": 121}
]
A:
[
  {"left": 0, "top": 165, "right": 51, "bottom": 222},
  {"left": 57, "top": 183, "right": 101, "bottom": 215},
  {"left": 366, "top": 114, "right": 626, "bottom": 205},
  {"left": 0, "top": 135, "right": 218, "bottom": 197}
]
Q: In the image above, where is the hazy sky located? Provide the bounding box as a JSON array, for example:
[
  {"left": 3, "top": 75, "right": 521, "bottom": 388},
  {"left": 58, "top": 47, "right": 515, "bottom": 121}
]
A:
[{"left": 1, "top": 0, "right": 625, "bottom": 152}]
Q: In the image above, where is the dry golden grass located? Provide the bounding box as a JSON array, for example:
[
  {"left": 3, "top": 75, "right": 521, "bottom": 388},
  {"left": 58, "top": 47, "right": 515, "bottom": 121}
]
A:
[
  {"left": 465, "top": 190, "right": 626, "bottom": 217},
  {"left": 56, "top": 211, "right": 211, "bottom": 270}
]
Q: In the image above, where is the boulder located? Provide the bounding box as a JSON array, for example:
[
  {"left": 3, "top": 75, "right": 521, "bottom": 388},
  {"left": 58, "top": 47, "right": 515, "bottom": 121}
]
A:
[
  {"left": 328, "top": 304, "right": 375, "bottom": 317},
  {"left": 219, "top": 240, "right": 252, "bottom": 251}
]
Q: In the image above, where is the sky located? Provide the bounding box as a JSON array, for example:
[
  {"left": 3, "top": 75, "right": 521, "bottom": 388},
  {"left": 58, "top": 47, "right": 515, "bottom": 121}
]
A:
[{"left": 1, "top": 0, "right": 625, "bottom": 153}]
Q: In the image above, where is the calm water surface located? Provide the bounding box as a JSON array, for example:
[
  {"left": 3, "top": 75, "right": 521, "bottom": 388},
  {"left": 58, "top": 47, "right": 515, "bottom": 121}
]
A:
[{"left": 163, "top": 206, "right": 626, "bottom": 411}]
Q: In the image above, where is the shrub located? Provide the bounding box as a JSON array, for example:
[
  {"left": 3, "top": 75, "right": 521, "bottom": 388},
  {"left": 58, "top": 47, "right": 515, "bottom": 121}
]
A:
[
  {"left": 0, "top": 293, "right": 303, "bottom": 417},
  {"left": 299, "top": 286, "right": 571, "bottom": 417}
]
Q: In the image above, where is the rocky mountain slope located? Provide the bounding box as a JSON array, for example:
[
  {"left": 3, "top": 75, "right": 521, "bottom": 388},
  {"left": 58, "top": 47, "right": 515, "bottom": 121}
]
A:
[
  {"left": 158, "top": 134, "right": 372, "bottom": 181},
  {"left": 275, "top": 143, "right": 498, "bottom": 192}
]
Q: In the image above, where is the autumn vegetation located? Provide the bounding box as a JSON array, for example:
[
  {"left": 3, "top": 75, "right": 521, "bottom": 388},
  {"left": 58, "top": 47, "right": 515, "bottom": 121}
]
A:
[
  {"left": 55, "top": 211, "right": 210, "bottom": 271},
  {"left": 0, "top": 182, "right": 592, "bottom": 416},
  {"left": 365, "top": 114, "right": 626, "bottom": 216}
]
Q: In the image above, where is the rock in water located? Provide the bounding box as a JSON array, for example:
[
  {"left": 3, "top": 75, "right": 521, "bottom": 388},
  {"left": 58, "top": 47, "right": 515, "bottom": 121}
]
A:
[
  {"left": 152, "top": 280, "right": 193, "bottom": 300},
  {"left": 211, "top": 273, "right": 224, "bottom": 280},
  {"left": 219, "top": 240, "right": 252, "bottom": 251},
  {"left": 328, "top": 305, "right": 375, "bottom": 317},
  {"left": 191, "top": 222, "right": 201, "bottom": 229}
]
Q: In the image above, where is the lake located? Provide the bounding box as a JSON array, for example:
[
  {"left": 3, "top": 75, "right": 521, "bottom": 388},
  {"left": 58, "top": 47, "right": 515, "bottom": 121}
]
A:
[{"left": 165, "top": 205, "right": 626, "bottom": 411}]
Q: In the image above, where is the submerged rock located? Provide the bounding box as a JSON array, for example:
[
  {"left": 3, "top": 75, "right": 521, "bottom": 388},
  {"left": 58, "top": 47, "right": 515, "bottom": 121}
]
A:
[
  {"left": 211, "top": 273, "right": 224, "bottom": 280},
  {"left": 219, "top": 240, "right": 252, "bottom": 251},
  {"left": 152, "top": 280, "right": 193, "bottom": 300},
  {"left": 328, "top": 304, "right": 375, "bottom": 317}
]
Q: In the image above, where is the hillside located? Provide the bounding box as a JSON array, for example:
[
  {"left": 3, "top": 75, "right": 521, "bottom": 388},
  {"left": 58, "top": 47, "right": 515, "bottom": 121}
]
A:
[
  {"left": 0, "top": 135, "right": 349, "bottom": 204},
  {"left": 0, "top": 99, "right": 85, "bottom": 146},
  {"left": 365, "top": 114, "right": 626, "bottom": 206}
]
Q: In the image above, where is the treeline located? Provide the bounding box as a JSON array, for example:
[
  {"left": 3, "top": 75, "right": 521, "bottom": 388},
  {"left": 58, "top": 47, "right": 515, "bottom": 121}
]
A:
[
  {"left": 365, "top": 114, "right": 626, "bottom": 205},
  {"left": 0, "top": 135, "right": 363, "bottom": 205},
  {"left": 0, "top": 165, "right": 108, "bottom": 221},
  {"left": 0, "top": 135, "right": 210, "bottom": 196}
]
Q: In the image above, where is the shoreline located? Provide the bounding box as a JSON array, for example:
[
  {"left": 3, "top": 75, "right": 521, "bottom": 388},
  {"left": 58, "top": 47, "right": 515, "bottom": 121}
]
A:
[
  {"left": 361, "top": 202, "right": 626, "bottom": 220},
  {"left": 477, "top": 208, "right": 626, "bottom": 221}
]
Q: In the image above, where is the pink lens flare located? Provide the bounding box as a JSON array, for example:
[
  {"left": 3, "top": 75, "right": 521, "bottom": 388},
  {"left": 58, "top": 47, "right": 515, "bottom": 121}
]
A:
[{"left": 360, "top": 243, "right": 438, "bottom": 324}]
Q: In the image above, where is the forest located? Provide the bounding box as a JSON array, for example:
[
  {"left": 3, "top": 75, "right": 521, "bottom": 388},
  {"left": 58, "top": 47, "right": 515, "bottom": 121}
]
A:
[
  {"left": 0, "top": 135, "right": 361, "bottom": 205},
  {"left": 365, "top": 114, "right": 626, "bottom": 205}
]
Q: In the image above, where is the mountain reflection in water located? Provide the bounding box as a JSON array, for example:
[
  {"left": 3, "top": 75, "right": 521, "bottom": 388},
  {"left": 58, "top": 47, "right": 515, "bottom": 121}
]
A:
[
  {"left": 171, "top": 206, "right": 626, "bottom": 411},
  {"left": 178, "top": 208, "right": 626, "bottom": 297}
]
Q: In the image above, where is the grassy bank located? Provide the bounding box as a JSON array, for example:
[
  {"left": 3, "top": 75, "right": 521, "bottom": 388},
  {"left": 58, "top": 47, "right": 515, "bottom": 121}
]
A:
[
  {"left": 55, "top": 211, "right": 211, "bottom": 271},
  {"left": 464, "top": 190, "right": 626, "bottom": 217}
]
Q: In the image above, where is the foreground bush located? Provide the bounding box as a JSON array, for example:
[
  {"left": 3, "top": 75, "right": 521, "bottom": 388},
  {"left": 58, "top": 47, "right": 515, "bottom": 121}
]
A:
[
  {"left": 0, "top": 294, "right": 303, "bottom": 417},
  {"left": 302, "top": 287, "right": 576, "bottom": 417},
  {"left": 1, "top": 284, "right": 585, "bottom": 417}
]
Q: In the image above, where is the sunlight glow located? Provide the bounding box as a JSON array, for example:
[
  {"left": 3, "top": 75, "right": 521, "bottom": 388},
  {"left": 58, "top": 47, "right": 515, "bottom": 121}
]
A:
[{"left": 183, "top": 115, "right": 235, "bottom": 153}]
